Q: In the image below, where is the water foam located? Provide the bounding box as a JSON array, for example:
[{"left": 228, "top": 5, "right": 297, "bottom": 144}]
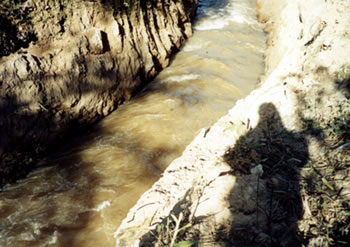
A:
[
  {"left": 46, "top": 231, "right": 58, "bottom": 245},
  {"left": 92, "top": 201, "right": 112, "bottom": 212},
  {"left": 194, "top": 0, "right": 258, "bottom": 31},
  {"left": 162, "top": 74, "right": 200, "bottom": 83}
]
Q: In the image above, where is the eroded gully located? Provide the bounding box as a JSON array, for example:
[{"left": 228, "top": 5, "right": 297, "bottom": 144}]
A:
[{"left": 0, "top": 0, "right": 265, "bottom": 246}]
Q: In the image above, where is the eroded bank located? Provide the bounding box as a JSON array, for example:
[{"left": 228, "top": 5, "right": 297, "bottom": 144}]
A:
[{"left": 0, "top": 0, "right": 197, "bottom": 187}]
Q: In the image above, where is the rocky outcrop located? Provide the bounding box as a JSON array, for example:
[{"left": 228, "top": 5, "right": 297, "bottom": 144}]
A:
[
  {"left": 115, "top": 0, "right": 350, "bottom": 246},
  {"left": 0, "top": 0, "right": 198, "bottom": 186}
]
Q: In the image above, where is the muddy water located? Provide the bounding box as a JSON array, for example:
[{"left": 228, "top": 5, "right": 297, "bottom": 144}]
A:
[{"left": 0, "top": 1, "right": 265, "bottom": 246}]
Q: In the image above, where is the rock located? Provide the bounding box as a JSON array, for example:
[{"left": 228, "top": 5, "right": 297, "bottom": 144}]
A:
[{"left": 85, "top": 28, "right": 106, "bottom": 55}]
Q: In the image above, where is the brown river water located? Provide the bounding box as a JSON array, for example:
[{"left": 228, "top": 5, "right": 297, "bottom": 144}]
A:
[{"left": 0, "top": 0, "right": 265, "bottom": 246}]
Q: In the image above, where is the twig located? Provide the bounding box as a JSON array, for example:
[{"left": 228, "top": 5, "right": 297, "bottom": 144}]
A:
[{"left": 170, "top": 212, "right": 183, "bottom": 247}]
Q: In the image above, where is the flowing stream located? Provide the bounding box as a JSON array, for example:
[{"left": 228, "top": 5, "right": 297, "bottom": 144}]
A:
[{"left": 0, "top": 0, "right": 265, "bottom": 246}]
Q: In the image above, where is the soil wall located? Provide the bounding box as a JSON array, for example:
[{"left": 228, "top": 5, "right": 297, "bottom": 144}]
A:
[{"left": 0, "top": 0, "right": 198, "bottom": 187}]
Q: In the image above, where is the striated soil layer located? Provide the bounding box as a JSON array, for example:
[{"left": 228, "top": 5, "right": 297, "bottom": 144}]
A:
[
  {"left": 115, "top": 0, "right": 350, "bottom": 246},
  {"left": 0, "top": 0, "right": 197, "bottom": 187}
]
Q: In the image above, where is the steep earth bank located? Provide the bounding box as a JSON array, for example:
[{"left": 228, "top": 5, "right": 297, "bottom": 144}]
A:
[
  {"left": 115, "top": 0, "right": 350, "bottom": 246},
  {"left": 0, "top": 0, "right": 197, "bottom": 187}
]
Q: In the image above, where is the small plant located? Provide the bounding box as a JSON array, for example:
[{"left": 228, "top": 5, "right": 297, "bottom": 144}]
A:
[
  {"left": 153, "top": 212, "right": 198, "bottom": 247},
  {"left": 302, "top": 117, "right": 324, "bottom": 136},
  {"left": 326, "top": 103, "right": 350, "bottom": 139}
]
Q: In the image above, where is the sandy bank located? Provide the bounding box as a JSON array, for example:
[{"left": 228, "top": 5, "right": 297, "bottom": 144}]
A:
[{"left": 115, "top": 0, "right": 350, "bottom": 245}]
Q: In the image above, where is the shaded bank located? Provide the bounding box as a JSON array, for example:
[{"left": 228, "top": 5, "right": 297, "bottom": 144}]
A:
[
  {"left": 138, "top": 103, "right": 308, "bottom": 246},
  {"left": 0, "top": 0, "right": 198, "bottom": 187},
  {"left": 222, "top": 103, "right": 308, "bottom": 246}
]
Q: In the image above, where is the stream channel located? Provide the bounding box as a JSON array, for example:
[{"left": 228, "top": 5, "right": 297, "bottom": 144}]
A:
[{"left": 0, "top": 0, "right": 265, "bottom": 246}]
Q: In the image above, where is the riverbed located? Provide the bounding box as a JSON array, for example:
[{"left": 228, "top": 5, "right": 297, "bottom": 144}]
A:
[{"left": 0, "top": 1, "right": 265, "bottom": 246}]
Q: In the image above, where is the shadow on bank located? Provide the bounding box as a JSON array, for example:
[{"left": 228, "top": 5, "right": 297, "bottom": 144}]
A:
[
  {"left": 138, "top": 103, "right": 311, "bottom": 246},
  {"left": 221, "top": 103, "right": 308, "bottom": 246},
  {"left": 138, "top": 93, "right": 350, "bottom": 246}
]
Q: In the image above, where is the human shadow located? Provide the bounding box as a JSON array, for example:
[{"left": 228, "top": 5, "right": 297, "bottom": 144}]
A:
[
  {"left": 222, "top": 103, "right": 309, "bottom": 246},
  {"left": 136, "top": 103, "right": 311, "bottom": 247},
  {"left": 336, "top": 71, "right": 350, "bottom": 100}
]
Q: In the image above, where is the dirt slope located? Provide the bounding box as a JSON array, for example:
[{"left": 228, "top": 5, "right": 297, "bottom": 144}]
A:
[{"left": 0, "top": 0, "right": 197, "bottom": 187}]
